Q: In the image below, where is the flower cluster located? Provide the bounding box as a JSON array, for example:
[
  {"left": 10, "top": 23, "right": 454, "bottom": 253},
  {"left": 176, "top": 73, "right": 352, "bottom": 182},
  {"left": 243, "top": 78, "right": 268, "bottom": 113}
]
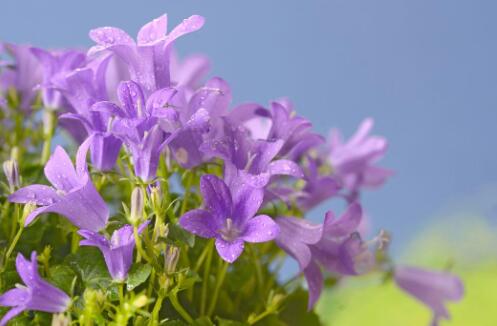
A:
[{"left": 0, "top": 13, "right": 463, "bottom": 325}]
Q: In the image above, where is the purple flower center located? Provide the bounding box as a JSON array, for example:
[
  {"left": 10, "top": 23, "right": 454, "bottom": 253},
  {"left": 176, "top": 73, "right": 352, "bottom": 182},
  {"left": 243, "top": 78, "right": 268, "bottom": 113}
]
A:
[{"left": 219, "top": 218, "right": 240, "bottom": 242}]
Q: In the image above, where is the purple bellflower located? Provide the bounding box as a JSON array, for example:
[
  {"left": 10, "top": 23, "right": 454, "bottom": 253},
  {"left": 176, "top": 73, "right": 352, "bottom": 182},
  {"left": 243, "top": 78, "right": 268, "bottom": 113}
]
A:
[
  {"left": 179, "top": 175, "right": 280, "bottom": 263},
  {"left": 0, "top": 252, "right": 70, "bottom": 326},
  {"left": 275, "top": 203, "right": 376, "bottom": 308},
  {"left": 88, "top": 14, "right": 205, "bottom": 94},
  {"left": 30, "top": 47, "right": 86, "bottom": 109},
  {"left": 78, "top": 222, "right": 149, "bottom": 281},
  {"left": 8, "top": 138, "right": 109, "bottom": 231},
  {"left": 0, "top": 43, "right": 42, "bottom": 112},
  {"left": 201, "top": 122, "right": 304, "bottom": 189},
  {"left": 328, "top": 118, "right": 393, "bottom": 197},
  {"left": 394, "top": 266, "right": 464, "bottom": 326},
  {"left": 57, "top": 56, "right": 124, "bottom": 170}
]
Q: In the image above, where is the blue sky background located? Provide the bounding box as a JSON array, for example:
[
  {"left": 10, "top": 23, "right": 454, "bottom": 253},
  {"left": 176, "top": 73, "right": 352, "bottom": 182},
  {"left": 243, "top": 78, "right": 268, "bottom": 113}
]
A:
[{"left": 2, "top": 0, "right": 497, "bottom": 257}]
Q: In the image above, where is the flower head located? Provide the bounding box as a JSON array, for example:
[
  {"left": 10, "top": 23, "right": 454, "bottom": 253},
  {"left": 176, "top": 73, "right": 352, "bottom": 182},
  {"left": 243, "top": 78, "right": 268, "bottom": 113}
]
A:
[
  {"left": 8, "top": 138, "right": 109, "bottom": 231},
  {"left": 78, "top": 221, "right": 149, "bottom": 281},
  {"left": 394, "top": 266, "right": 464, "bottom": 326},
  {"left": 275, "top": 203, "right": 375, "bottom": 308},
  {"left": 179, "top": 175, "right": 279, "bottom": 263},
  {"left": 0, "top": 252, "right": 70, "bottom": 326},
  {"left": 328, "top": 118, "right": 393, "bottom": 195},
  {"left": 88, "top": 14, "right": 205, "bottom": 94}
]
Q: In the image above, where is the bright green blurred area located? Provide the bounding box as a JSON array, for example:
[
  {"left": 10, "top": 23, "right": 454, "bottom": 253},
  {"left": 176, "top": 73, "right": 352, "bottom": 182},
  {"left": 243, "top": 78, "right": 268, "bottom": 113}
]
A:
[{"left": 316, "top": 204, "right": 497, "bottom": 325}]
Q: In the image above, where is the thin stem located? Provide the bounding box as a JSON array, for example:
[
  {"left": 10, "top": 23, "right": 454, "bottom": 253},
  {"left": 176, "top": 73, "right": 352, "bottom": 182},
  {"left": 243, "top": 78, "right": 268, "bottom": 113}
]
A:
[
  {"left": 169, "top": 292, "right": 193, "bottom": 324},
  {"left": 149, "top": 295, "right": 164, "bottom": 326},
  {"left": 200, "top": 240, "right": 214, "bottom": 316},
  {"left": 133, "top": 225, "right": 147, "bottom": 263},
  {"left": 71, "top": 230, "right": 80, "bottom": 254},
  {"left": 9, "top": 204, "right": 18, "bottom": 241},
  {"left": 41, "top": 109, "right": 56, "bottom": 164},
  {"left": 5, "top": 225, "right": 23, "bottom": 262},
  {"left": 118, "top": 282, "right": 124, "bottom": 304},
  {"left": 207, "top": 260, "right": 229, "bottom": 317},
  {"left": 248, "top": 309, "right": 274, "bottom": 325}
]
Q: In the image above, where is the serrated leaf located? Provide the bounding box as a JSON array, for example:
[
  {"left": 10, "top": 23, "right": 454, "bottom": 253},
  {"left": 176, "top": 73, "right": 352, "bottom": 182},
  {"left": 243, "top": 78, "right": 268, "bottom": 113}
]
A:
[
  {"left": 126, "top": 263, "right": 152, "bottom": 291},
  {"left": 65, "top": 247, "right": 112, "bottom": 289}
]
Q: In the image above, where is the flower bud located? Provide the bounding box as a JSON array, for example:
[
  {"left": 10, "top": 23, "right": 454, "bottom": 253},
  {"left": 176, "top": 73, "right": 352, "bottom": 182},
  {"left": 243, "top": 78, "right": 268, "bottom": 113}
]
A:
[
  {"left": 3, "top": 159, "right": 19, "bottom": 192},
  {"left": 164, "top": 245, "right": 180, "bottom": 274},
  {"left": 150, "top": 184, "right": 162, "bottom": 212},
  {"left": 129, "top": 187, "right": 145, "bottom": 225}
]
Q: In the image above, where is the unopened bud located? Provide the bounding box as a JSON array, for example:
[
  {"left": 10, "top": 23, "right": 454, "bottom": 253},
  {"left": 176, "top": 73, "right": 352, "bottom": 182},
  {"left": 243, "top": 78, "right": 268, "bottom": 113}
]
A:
[
  {"left": 3, "top": 159, "right": 19, "bottom": 192},
  {"left": 164, "top": 245, "right": 180, "bottom": 274},
  {"left": 150, "top": 184, "right": 162, "bottom": 212},
  {"left": 21, "top": 202, "right": 37, "bottom": 225},
  {"left": 129, "top": 187, "right": 145, "bottom": 225}
]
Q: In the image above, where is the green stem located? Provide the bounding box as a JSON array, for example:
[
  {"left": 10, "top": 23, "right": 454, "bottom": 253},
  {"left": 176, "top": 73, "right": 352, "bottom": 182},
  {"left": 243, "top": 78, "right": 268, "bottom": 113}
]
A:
[
  {"left": 71, "top": 230, "right": 80, "bottom": 254},
  {"left": 41, "top": 109, "right": 56, "bottom": 164},
  {"left": 200, "top": 240, "right": 214, "bottom": 316},
  {"left": 170, "top": 292, "right": 193, "bottom": 323},
  {"left": 248, "top": 309, "right": 274, "bottom": 325},
  {"left": 133, "top": 225, "right": 148, "bottom": 263},
  {"left": 118, "top": 282, "right": 124, "bottom": 304},
  {"left": 150, "top": 295, "right": 164, "bottom": 326},
  {"left": 207, "top": 260, "right": 229, "bottom": 317},
  {"left": 9, "top": 204, "right": 18, "bottom": 241},
  {"left": 5, "top": 225, "right": 23, "bottom": 262}
]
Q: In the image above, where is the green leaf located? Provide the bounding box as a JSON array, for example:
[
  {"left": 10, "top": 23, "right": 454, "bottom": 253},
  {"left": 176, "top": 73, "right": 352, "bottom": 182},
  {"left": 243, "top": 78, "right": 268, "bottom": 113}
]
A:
[
  {"left": 193, "top": 317, "right": 214, "bottom": 326},
  {"left": 66, "top": 247, "right": 112, "bottom": 289},
  {"left": 166, "top": 223, "right": 195, "bottom": 248},
  {"left": 126, "top": 263, "right": 152, "bottom": 291},
  {"left": 278, "top": 289, "right": 322, "bottom": 326},
  {"left": 49, "top": 264, "right": 77, "bottom": 294},
  {"left": 174, "top": 268, "right": 200, "bottom": 292}
]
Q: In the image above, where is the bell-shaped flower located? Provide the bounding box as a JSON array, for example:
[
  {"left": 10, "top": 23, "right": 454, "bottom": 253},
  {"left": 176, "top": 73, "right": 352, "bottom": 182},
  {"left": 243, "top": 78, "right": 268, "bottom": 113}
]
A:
[
  {"left": 78, "top": 222, "right": 149, "bottom": 281},
  {"left": 8, "top": 138, "right": 109, "bottom": 231},
  {"left": 275, "top": 203, "right": 375, "bottom": 309},
  {"left": 179, "top": 175, "right": 279, "bottom": 263},
  {"left": 328, "top": 118, "right": 393, "bottom": 194},
  {"left": 394, "top": 266, "right": 464, "bottom": 326},
  {"left": 88, "top": 13, "right": 205, "bottom": 94},
  {"left": 0, "top": 252, "right": 70, "bottom": 326}
]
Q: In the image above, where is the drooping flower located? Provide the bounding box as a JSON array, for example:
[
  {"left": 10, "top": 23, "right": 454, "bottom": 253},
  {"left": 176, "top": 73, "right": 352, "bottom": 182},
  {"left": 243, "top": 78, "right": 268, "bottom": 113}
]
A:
[
  {"left": 0, "top": 43, "right": 42, "bottom": 112},
  {"left": 8, "top": 138, "right": 109, "bottom": 231},
  {"left": 394, "top": 266, "right": 464, "bottom": 326},
  {"left": 88, "top": 14, "right": 205, "bottom": 94},
  {"left": 275, "top": 203, "right": 376, "bottom": 308},
  {"left": 0, "top": 252, "right": 70, "bottom": 326},
  {"left": 179, "top": 174, "right": 279, "bottom": 263},
  {"left": 328, "top": 118, "right": 393, "bottom": 197},
  {"left": 78, "top": 221, "right": 149, "bottom": 281}
]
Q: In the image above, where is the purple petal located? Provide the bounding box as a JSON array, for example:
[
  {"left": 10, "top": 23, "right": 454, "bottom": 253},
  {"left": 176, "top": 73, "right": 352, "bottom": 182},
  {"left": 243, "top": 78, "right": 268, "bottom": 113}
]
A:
[
  {"left": 188, "top": 77, "right": 231, "bottom": 118},
  {"left": 215, "top": 238, "right": 244, "bottom": 263},
  {"left": 179, "top": 209, "right": 219, "bottom": 238},
  {"left": 8, "top": 185, "right": 59, "bottom": 206},
  {"left": 199, "top": 175, "right": 232, "bottom": 219},
  {"left": 241, "top": 215, "right": 279, "bottom": 243},
  {"left": 137, "top": 14, "right": 168, "bottom": 45},
  {"left": 323, "top": 203, "right": 363, "bottom": 237},
  {"left": 249, "top": 139, "right": 284, "bottom": 173},
  {"left": 89, "top": 133, "right": 122, "bottom": 171},
  {"left": 0, "top": 306, "right": 26, "bottom": 326},
  {"left": 231, "top": 183, "right": 263, "bottom": 226},
  {"left": 164, "top": 15, "right": 205, "bottom": 48},
  {"left": 89, "top": 27, "right": 135, "bottom": 47},
  {"left": 267, "top": 159, "right": 303, "bottom": 178},
  {"left": 44, "top": 146, "right": 80, "bottom": 192},
  {"left": 15, "top": 252, "right": 39, "bottom": 288},
  {"left": 78, "top": 229, "right": 110, "bottom": 249},
  {"left": 0, "top": 288, "right": 29, "bottom": 307},
  {"left": 304, "top": 261, "right": 323, "bottom": 310},
  {"left": 117, "top": 81, "right": 146, "bottom": 118}
]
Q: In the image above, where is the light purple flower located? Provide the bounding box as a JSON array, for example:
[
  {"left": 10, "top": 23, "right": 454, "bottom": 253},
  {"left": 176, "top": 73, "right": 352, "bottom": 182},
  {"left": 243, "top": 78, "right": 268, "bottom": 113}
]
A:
[
  {"left": 57, "top": 56, "right": 123, "bottom": 170},
  {"left": 88, "top": 14, "right": 205, "bottom": 94},
  {"left": 242, "top": 100, "right": 323, "bottom": 161},
  {"left": 394, "top": 266, "right": 464, "bottom": 326},
  {"left": 179, "top": 175, "right": 279, "bottom": 263},
  {"left": 0, "top": 252, "right": 70, "bottom": 326},
  {"left": 8, "top": 138, "right": 109, "bottom": 231},
  {"left": 170, "top": 51, "right": 210, "bottom": 95},
  {"left": 30, "top": 47, "right": 86, "bottom": 109},
  {"left": 78, "top": 222, "right": 149, "bottom": 281},
  {"left": 275, "top": 203, "right": 373, "bottom": 308},
  {"left": 0, "top": 43, "right": 42, "bottom": 112},
  {"left": 328, "top": 118, "right": 393, "bottom": 195},
  {"left": 201, "top": 122, "right": 304, "bottom": 189}
]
